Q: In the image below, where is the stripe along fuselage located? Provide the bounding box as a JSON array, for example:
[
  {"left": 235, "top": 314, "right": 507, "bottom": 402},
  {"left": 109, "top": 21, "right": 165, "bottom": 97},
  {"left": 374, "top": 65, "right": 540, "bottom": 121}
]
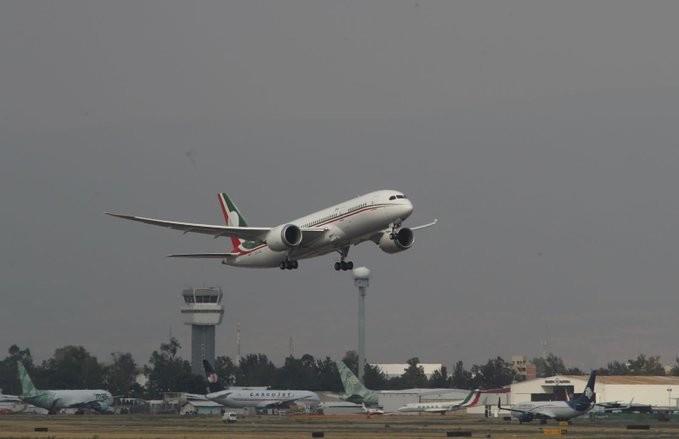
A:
[{"left": 224, "top": 190, "right": 413, "bottom": 267}]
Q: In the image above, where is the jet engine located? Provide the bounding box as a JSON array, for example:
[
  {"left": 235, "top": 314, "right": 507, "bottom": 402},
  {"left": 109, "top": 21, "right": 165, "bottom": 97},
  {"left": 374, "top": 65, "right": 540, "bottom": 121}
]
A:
[
  {"left": 378, "top": 227, "right": 414, "bottom": 253},
  {"left": 266, "top": 224, "right": 303, "bottom": 251}
]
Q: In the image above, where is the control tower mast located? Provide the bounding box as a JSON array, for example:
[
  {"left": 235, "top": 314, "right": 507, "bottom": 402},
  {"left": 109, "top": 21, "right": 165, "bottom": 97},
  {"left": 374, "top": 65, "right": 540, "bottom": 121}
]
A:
[{"left": 181, "top": 287, "right": 224, "bottom": 375}]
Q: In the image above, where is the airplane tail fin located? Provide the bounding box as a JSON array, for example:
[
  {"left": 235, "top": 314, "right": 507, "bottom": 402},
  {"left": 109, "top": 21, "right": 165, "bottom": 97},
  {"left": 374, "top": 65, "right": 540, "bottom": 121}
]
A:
[
  {"left": 460, "top": 389, "right": 481, "bottom": 408},
  {"left": 217, "top": 193, "right": 251, "bottom": 254},
  {"left": 583, "top": 370, "right": 596, "bottom": 403},
  {"left": 203, "top": 360, "right": 226, "bottom": 393},
  {"left": 16, "top": 362, "right": 37, "bottom": 396},
  {"left": 337, "top": 361, "right": 372, "bottom": 400}
]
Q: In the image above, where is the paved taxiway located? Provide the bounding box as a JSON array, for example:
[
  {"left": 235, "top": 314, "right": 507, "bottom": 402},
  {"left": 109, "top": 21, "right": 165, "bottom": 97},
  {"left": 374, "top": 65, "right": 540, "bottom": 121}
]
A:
[{"left": 2, "top": 413, "right": 679, "bottom": 438}]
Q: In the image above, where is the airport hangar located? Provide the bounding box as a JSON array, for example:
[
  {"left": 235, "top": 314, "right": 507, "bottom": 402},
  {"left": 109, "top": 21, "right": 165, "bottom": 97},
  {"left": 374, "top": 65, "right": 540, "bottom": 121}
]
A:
[{"left": 509, "top": 375, "right": 679, "bottom": 408}]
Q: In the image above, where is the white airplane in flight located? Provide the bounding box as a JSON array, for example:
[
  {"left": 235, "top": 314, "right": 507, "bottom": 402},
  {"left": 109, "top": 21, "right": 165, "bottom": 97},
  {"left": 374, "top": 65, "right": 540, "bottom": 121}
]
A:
[{"left": 107, "top": 190, "right": 436, "bottom": 270}]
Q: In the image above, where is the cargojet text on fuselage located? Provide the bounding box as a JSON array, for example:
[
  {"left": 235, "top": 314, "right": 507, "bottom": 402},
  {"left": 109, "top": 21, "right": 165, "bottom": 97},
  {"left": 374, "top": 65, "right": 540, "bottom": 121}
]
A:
[
  {"left": 16, "top": 362, "right": 113, "bottom": 414},
  {"left": 499, "top": 371, "right": 597, "bottom": 423},
  {"left": 202, "top": 360, "right": 319, "bottom": 410},
  {"left": 107, "top": 190, "right": 436, "bottom": 270}
]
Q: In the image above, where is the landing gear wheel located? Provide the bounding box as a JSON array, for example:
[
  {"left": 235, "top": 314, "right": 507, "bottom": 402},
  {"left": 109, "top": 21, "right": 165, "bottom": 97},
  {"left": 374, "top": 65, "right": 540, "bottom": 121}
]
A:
[
  {"left": 334, "top": 246, "right": 354, "bottom": 271},
  {"left": 282, "top": 260, "right": 298, "bottom": 270}
]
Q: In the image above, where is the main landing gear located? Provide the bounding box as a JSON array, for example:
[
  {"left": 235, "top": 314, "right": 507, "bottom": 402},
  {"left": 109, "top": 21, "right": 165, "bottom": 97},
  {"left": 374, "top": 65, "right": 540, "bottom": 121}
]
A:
[
  {"left": 334, "top": 261, "right": 354, "bottom": 271},
  {"left": 334, "top": 247, "right": 354, "bottom": 271},
  {"left": 280, "top": 260, "right": 298, "bottom": 270}
]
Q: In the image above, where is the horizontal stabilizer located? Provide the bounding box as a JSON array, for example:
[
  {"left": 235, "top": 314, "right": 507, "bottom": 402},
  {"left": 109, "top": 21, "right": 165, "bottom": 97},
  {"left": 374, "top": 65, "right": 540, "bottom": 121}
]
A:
[{"left": 168, "top": 253, "right": 237, "bottom": 259}]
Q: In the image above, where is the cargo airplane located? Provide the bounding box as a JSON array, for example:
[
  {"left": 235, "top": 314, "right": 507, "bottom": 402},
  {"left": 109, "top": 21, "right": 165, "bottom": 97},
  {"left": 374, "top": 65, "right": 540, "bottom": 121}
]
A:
[
  {"left": 202, "top": 360, "right": 320, "bottom": 409},
  {"left": 498, "top": 371, "right": 597, "bottom": 423},
  {"left": 107, "top": 190, "right": 436, "bottom": 270}
]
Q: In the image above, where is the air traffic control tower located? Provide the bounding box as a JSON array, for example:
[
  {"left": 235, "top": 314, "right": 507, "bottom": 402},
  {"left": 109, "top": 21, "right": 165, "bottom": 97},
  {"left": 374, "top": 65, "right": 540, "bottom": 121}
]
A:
[{"left": 181, "top": 287, "right": 224, "bottom": 375}]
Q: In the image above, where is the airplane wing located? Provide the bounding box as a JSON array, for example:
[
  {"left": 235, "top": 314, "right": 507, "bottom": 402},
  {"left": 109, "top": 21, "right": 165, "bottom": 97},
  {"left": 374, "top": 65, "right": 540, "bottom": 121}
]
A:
[
  {"left": 168, "top": 253, "right": 240, "bottom": 259},
  {"left": 107, "top": 213, "right": 327, "bottom": 245},
  {"left": 410, "top": 219, "right": 438, "bottom": 231},
  {"left": 424, "top": 407, "right": 449, "bottom": 413},
  {"left": 107, "top": 213, "right": 271, "bottom": 241},
  {"left": 257, "top": 396, "right": 315, "bottom": 409}
]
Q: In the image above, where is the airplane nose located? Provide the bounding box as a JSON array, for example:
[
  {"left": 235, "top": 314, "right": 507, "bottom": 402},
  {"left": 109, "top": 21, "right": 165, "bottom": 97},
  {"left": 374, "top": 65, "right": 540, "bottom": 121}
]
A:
[{"left": 403, "top": 200, "right": 414, "bottom": 218}]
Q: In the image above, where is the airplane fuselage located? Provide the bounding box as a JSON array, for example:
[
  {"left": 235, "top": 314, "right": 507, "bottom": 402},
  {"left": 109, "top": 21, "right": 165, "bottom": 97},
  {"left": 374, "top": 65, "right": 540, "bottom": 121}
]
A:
[
  {"left": 510, "top": 401, "right": 592, "bottom": 422},
  {"left": 225, "top": 190, "right": 413, "bottom": 267},
  {"left": 22, "top": 389, "right": 113, "bottom": 412},
  {"left": 206, "top": 389, "right": 320, "bottom": 409}
]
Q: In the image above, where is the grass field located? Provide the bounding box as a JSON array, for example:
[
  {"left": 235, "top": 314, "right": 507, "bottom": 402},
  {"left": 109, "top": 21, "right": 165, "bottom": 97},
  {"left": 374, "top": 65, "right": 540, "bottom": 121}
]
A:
[{"left": 1, "top": 413, "right": 679, "bottom": 439}]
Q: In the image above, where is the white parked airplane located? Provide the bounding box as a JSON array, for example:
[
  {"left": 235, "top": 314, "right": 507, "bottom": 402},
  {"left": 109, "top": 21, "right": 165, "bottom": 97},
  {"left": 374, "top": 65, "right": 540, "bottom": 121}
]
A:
[
  {"left": 498, "top": 371, "right": 597, "bottom": 423},
  {"left": 397, "top": 389, "right": 481, "bottom": 414},
  {"left": 107, "top": 190, "right": 436, "bottom": 270},
  {"left": 202, "top": 360, "right": 320, "bottom": 410}
]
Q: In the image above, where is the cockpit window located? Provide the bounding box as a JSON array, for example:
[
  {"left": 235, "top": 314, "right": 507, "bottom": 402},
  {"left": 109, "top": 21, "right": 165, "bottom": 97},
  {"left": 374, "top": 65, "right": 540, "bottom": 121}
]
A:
[{"left": 389, "top": 195, "right": 396, "bottom": 200}]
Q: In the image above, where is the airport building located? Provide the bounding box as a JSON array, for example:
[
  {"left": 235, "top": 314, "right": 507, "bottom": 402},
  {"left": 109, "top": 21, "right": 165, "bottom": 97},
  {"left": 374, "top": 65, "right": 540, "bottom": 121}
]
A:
[
  {"left": 510, "top": 375, "right": 679, "bottom": 407},
  {"left": 181, "top": 287, "right": 224, "bottom": 375},
  {"left": 511, "top": 355, "right": 537, "bottom": 381}
]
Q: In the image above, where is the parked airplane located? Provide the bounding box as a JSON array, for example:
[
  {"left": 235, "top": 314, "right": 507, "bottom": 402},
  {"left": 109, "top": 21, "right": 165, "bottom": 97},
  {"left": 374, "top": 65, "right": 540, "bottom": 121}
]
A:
[
  {"left": 202, "top": 360, "right": 320, "bottom": 410},
  {"left": 397, "top": 389, "right": 481, "bottom": 414},
  {"left": 107, "top": 190, "right": 436, "bottom": 270},
  {"left": 336, "top": 361, "right": 458, "bottom": 407},
  {"left": 16, "top": 362, "right": 113, "bottom": 414},
  {"left": 498, "top": 371, "right": 597, "bottom": 423}
]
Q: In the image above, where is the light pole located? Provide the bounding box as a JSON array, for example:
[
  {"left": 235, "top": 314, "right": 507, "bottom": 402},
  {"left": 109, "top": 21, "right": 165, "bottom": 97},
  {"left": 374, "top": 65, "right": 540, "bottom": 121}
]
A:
[
  {"left": 353, "top": 266, "right": 371, "bottom": 384},
  {"left": 668, "top": 387, "right": 672, "bottom": 408}
]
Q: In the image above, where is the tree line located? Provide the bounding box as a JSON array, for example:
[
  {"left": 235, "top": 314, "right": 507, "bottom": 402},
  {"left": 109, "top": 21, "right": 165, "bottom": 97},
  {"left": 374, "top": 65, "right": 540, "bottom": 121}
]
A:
[{"left": 2, "top": 342, "right": 678, "bottom": 398}]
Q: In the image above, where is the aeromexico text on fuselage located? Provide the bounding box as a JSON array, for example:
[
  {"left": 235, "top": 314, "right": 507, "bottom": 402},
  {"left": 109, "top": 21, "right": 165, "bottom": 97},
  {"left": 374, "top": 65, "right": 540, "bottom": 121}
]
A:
[{"left": 106, "top": 190, "right": 437, "bottom": 270}]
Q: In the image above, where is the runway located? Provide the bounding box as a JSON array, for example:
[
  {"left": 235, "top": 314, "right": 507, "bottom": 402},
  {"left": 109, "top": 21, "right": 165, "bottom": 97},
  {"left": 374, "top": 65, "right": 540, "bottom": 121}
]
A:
[{"left": 2, "top": 413, "right": 679, "bottom": 438}]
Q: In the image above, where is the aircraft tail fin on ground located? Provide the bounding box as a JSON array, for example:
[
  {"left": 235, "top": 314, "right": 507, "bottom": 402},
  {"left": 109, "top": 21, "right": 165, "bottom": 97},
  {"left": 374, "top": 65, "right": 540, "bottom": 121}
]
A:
[
  {"left": 203, "top": 360, "right": 226, "bottom": 393},
  {"left": 583, "top": 370, "right": 596, "bottom": 402},
  {"left": 568, "top": 370, "right": 597, "bottom": 411},
  {"left": 218, "top": 193, "right": 252, "bottom": 254},
  {"left": 17, "top": 362, "right": 37, "bottom": 396},
  {"left": 460, "top": 389, "right": 481, "bottom": 408},
  {"left": 336, "top": 361, "right": 376, "bottom": 404}
]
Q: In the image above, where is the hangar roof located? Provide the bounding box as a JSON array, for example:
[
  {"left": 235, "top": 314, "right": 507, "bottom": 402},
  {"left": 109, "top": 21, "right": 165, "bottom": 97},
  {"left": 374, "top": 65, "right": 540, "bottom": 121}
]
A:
[{"left": 563, "top": 375, "right": 679, "bottom": 385}]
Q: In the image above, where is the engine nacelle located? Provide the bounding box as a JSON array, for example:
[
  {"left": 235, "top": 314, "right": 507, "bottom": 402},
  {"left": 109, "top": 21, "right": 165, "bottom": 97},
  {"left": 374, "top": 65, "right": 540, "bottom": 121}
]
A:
[
  {"left": 266, "top": 224, "right": 303, "bottom": 251},
  {"left": 378, "top": 227, "right": 414, "bottom": 254}
]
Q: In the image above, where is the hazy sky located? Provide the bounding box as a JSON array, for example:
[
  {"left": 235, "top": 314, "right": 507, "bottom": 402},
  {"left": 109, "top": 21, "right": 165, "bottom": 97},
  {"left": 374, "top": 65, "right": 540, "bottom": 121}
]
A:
[{"left": 2, "top": 1, "right": 679, "bottom": 371}]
